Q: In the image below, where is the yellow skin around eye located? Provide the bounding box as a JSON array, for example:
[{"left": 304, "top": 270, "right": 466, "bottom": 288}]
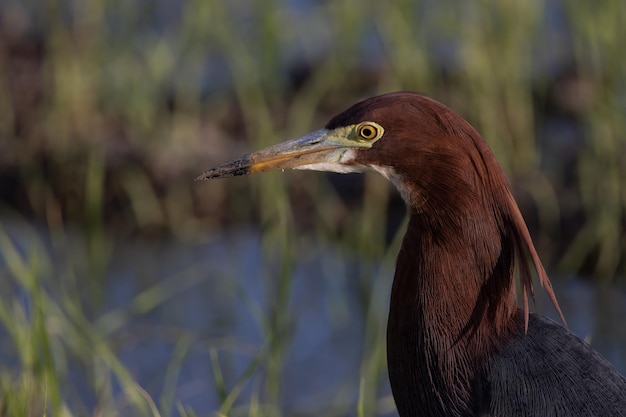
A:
[{"left": 356, "top": 122, "right": 384, "bottom": 141}]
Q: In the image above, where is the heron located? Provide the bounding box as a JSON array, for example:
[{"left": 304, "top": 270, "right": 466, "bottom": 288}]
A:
[{"left": 197, "top": 92, "right": 626, "bottom": 416}]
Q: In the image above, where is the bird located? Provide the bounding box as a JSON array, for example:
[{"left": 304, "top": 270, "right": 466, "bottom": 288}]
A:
[{"left": 197, "top": 92, "right": 626, "bottom": 416}]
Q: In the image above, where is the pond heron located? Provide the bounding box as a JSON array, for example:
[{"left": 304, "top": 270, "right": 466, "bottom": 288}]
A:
[{"left": 198, "top": 92, "right": 626, "bottom": 416}]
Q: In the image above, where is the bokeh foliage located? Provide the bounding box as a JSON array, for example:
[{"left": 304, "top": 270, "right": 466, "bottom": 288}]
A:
[
  {"left": 0, "top": 0, "right": 625, "bottom": 415},
  {"left": 1, "top": 0, "right": 624, "bottom": 273}
]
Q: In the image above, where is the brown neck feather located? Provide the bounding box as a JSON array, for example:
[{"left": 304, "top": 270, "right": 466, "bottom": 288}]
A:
[{"left": 387, "top": 191, "right": 519, "bottom": 415}]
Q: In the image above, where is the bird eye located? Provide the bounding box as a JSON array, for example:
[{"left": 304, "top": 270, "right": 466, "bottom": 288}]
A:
[{"left": 357, "top": 122, "right": 383, "bottom": 141}]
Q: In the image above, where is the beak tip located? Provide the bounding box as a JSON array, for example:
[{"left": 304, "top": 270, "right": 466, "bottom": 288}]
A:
[
  {"left": 194, "top": 170, "right": 214, "bottom": 181},
  {"left": 195, "top": 164, "right": 252, "bottom": 182}
]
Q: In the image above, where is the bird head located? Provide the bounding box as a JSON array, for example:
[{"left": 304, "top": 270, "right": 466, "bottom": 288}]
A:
[{"left": 198, "top": 92, "right": 501, "bottom": 217}]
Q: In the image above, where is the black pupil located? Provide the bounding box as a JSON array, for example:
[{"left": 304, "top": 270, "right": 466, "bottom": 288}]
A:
[{"left": 362, "top": 127, "right": 373, "bottom": 137}]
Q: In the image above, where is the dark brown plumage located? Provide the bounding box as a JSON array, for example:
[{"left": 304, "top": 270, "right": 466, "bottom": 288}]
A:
[{"left": 198, "top": 92, "right": 626, "bottom": 416}]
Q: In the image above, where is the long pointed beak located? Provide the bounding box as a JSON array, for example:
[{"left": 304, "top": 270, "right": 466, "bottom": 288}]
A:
[{"left": 196, "top": 128, "right": 355, "bottom": 180}]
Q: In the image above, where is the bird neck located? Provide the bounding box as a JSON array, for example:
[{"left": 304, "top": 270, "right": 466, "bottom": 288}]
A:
[{"left": 387, "top": 210, "right": 518, "bottom": 416}]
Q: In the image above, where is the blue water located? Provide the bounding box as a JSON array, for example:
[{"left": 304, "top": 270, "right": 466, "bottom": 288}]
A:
[{"left": 0, "top": 221, "right": 625, "bottom": 415}]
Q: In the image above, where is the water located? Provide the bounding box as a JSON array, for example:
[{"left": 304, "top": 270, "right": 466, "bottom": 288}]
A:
[{"left": 0, "top": 221, "right": 625, "bottom": 415}]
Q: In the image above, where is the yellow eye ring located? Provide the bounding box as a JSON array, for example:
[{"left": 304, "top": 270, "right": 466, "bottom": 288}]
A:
[{"left": 357, "top": 122, "right": 383, "bottom": 141}]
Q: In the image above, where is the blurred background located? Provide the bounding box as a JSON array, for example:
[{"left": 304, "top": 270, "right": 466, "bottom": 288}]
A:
[{"left": 0, "top": 0, "right": 625, "bottom": 415}]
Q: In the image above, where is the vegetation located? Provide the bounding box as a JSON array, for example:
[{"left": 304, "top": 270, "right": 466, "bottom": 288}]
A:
[{"left": 0, "top": 0, "right": 624, "bottom": 415}]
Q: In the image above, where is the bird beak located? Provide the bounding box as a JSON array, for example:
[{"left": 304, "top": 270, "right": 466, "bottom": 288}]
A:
[{"left": 196, "top": 127, "right": 366, "bottom": 180}]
